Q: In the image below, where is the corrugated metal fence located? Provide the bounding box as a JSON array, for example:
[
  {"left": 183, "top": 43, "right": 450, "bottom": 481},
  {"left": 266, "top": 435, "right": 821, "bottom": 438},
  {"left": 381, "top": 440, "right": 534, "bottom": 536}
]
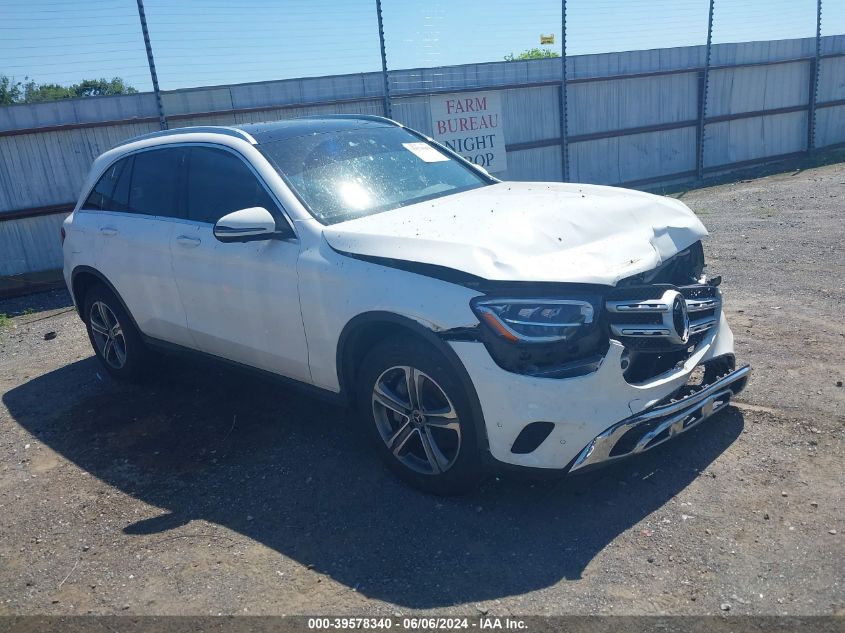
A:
[{"left": 1, "top": 35, "right": 844, "bottom": 278}]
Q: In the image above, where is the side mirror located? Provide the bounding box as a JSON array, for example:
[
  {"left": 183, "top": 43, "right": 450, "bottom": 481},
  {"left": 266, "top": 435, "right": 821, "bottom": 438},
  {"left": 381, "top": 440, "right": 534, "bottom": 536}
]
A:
[{"left": 213, "top": 207, "right": 281, "bottom": 243}]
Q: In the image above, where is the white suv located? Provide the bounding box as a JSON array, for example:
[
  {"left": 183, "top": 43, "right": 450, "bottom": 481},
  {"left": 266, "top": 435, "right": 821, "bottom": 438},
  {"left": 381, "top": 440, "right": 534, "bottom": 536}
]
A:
[{"left": 62, "top": 116, "right": 748, "bottom": 494}]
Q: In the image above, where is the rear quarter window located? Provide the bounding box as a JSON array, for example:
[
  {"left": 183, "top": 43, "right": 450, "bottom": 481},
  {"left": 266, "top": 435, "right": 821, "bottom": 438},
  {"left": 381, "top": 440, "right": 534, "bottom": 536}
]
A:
[{"left": 82, "top": 156, "right": 132, "bottom": 211}]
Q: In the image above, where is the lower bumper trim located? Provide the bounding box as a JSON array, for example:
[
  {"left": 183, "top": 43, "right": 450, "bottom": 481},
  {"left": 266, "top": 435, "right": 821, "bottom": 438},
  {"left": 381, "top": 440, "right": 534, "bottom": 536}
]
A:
[{"left": 569, "top": 364, "right": 750, "bottom": 473}]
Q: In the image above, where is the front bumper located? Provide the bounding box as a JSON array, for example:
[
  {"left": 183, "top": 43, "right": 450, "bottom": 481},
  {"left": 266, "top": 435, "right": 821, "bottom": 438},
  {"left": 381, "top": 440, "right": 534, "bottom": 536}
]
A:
[
  {"left": 569, "top": 363, "right": 749, "bottom": 472},
  {"left": 449, "top": 311, "right": 746, "bottom": 471}
]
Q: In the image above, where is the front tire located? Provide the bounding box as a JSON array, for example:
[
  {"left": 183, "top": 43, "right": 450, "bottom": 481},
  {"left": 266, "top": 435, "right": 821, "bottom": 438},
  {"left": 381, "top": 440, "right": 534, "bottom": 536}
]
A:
[
  {"left": 357, "top": 336, "right": 486, "bottom": 495},
  {"left": 83, "top": 284, "right": 150, "bottom": 381}
]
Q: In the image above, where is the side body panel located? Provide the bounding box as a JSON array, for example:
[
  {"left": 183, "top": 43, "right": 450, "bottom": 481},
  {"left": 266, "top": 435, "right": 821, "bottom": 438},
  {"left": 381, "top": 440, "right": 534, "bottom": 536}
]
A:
[
  {"left": 65, "top": 133, "right": 311, "bottom": 367},
  {"left": 91, "top": 211, "right": 192, "bottom": 346},
  {"left": 169, "top": 220, "right": 311, "bottom": 383},
  {"left": 296, "top": 231, "right": 482, "bottom": 393},
  {"left": 62, "top": 210, "right": 98, "bottom": 301}
]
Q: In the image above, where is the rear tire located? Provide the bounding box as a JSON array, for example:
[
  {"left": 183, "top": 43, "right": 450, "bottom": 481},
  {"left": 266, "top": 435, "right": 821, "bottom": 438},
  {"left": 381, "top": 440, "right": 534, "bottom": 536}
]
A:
[
  {"left": 356, "top": 335, "right": 486, "bottom": 495},
  {"left": 83, "top": 284, "right": 151, "bottom": 381}
]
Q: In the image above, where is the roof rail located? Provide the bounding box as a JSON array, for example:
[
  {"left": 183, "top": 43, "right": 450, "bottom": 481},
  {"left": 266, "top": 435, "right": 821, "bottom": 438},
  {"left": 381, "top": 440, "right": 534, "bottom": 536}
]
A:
[
  {"left": 298, "top": 114, "right": 401, "bottom": 126},
  {"left": 115, "top": 125, "right": 257, "bottom": 148}
]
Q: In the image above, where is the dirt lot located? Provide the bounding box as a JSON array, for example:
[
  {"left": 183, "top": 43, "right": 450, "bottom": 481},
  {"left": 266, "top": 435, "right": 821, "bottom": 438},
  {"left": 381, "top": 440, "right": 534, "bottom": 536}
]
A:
[{"left": 0, "top": 162, "right": 843, "bottom": 617}]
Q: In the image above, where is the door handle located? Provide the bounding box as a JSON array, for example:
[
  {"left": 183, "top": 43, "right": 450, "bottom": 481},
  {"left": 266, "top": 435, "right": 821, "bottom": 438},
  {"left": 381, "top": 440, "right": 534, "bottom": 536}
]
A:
[
  {"left": 99, "top": 226, "right": 118, "bottom": 237},
  {"left": 176, "top": 235, "right": 201, "bottom": 248}
]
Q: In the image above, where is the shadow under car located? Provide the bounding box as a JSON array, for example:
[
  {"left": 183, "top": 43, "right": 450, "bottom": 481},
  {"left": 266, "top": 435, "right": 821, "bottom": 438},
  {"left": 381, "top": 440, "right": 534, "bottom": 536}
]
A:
[{"left": 2, "top": 353, "right": 744, "bottom": 608}]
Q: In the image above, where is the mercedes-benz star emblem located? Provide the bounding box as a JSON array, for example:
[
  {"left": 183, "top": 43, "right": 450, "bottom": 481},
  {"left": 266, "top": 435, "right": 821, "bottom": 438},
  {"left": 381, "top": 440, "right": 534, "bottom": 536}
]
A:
[{"left": 670, "top": 292, "right": 690, "bottom": 344}]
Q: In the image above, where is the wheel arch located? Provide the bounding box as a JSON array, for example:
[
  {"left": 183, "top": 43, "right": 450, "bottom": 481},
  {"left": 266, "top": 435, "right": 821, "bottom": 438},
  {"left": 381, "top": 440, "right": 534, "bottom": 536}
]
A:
[
  {"left": 336, "top": 311, "right": 489, "bottom": 451},
  {"left": 70, "top": 266, "right": 142, "bottom": 334}
]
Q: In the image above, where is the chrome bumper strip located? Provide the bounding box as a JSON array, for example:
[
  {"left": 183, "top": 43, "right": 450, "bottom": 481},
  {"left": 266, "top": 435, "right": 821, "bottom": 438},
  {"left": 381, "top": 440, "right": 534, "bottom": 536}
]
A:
[{"left": 569, "top": 364, "right": 750, "bottom": 473}]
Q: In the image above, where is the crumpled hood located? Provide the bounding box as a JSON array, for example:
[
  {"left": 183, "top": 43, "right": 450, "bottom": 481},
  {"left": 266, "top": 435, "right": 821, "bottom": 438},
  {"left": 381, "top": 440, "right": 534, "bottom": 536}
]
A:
[{"left": 323, "top": 182, "right": 708, "bottom": 286}]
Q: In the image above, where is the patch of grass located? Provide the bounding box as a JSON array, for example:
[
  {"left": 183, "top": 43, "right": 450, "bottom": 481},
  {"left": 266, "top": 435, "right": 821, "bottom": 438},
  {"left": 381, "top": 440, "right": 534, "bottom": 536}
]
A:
[
  {"left": 0, "top": 313, "right": 10, "bottom": 328},
  {"left": 22, "top": 307, "right": 35, "bottom": 315}
]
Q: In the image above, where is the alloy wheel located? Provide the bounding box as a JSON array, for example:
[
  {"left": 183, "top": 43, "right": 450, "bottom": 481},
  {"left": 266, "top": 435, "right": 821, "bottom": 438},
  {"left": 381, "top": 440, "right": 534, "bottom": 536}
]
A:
[
  {"left": 371, "top": 366, "right": 462, "bottom": 475},
  {"left": 89, "top": 301, "right": 127, "bottom": 369}
]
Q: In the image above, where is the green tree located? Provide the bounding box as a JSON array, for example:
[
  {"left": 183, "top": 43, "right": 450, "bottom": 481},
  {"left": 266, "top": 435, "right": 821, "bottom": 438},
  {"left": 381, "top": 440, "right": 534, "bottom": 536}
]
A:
[
  {"left": 22, "top": 81, "right": 74, "bottom": 103},
  {"left": 72, "top": 77, "right": 138, "bottom": 98},
  {"left": 0, "top": 75, "right": 138, "bottom": 105},
  {"left": 0, "top": 75, "right": 23, "bottom": 105},
  {"left": 504, "top": 47, "right": 561, "bottom": 61}
]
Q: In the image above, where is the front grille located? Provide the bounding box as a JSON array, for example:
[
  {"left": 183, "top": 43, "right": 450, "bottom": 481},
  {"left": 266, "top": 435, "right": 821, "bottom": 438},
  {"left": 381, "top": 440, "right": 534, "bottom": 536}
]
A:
[
  {"left": 598, "top": 242, "right": 721, "bottom": 383},
  {"left": 605, "top": 281, "right": 721, "bottom": 383},
  {"left": 680, "top": 284, "right": 720, "bottom": 335},
  {"left": 606, "top": 283, "right": 721, "bottom": 347}
]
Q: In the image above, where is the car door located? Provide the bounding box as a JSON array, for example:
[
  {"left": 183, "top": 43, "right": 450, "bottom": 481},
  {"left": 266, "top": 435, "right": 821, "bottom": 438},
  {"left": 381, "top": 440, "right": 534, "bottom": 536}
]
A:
[
  {"left": 85, "top": 148, "right": 194, "bottom": 347},
  {"left": 169, "top": 145, "right": 311, "bottom": 383}
]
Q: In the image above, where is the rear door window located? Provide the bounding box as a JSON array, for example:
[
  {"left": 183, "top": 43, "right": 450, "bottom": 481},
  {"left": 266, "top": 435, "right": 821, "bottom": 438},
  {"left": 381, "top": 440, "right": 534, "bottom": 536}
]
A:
[
  {"left": 127, "top": 147, "right": 186, "bottom": 218},
  {"left": 82, "top": 156, "right": 133, "bottom": 211},
  {"left": 185, "top": 146, "right": 278, "bottom": 224}
]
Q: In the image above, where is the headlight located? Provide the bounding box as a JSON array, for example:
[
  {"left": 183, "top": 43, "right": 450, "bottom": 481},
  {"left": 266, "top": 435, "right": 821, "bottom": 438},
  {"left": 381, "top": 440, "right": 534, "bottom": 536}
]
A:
[{"left": 471, "top": 297, "right": 596, "bottom": 343}]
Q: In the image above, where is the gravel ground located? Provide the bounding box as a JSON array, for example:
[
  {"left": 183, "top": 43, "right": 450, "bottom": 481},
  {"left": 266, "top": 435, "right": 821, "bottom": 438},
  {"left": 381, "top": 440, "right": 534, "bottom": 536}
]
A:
[{"left": 0, "top": 162, "right": 843, "bottom": 617}]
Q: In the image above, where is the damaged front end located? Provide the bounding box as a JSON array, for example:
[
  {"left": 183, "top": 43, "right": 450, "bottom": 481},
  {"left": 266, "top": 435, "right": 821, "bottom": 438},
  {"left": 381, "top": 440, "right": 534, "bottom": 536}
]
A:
[
  {"left": 568, "top": 358, "right": 749, "bottom": 473},
  {"left": 443, "top": 240, "right": 749, "bottom": 471},
  {"left": 463, "top": 241, "right": 726, "bottom": 386}
]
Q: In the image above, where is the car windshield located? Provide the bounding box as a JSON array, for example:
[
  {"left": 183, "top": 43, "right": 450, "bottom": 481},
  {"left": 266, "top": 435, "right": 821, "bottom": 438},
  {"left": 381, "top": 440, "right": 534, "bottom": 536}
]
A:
[{"left": 258, "top": 125, "right": 490, "bottom": 224}]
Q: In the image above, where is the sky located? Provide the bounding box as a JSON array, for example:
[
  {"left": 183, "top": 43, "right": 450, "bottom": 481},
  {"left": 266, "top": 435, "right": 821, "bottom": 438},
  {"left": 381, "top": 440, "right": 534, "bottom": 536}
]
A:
[{"left": 3, "top": 0, "right": 844, "bottom": 93}]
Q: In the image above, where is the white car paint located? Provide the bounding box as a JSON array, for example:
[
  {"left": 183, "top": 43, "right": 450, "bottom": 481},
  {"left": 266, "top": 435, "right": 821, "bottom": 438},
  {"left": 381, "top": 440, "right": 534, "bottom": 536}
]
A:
[
  {"left": 63, "top": 121, "right": 741, "bottom": 473},
  {"left": 296, "top": 235, "right": 483, "bottom": 392},
  {"left": 78, "top": 208, "right": 194, "bottom": 348},
  {"left": 452, "top": 311, "right": 736, "bottom": 469},
  {"left": 213, "top": 206, "right": 277, "bottom": 239},
  {"left": 169, "top": 216, "right": 311, "bottom": 384},
  {"left": 323, "top": 181, "right": 708, "bottom": 285}
]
